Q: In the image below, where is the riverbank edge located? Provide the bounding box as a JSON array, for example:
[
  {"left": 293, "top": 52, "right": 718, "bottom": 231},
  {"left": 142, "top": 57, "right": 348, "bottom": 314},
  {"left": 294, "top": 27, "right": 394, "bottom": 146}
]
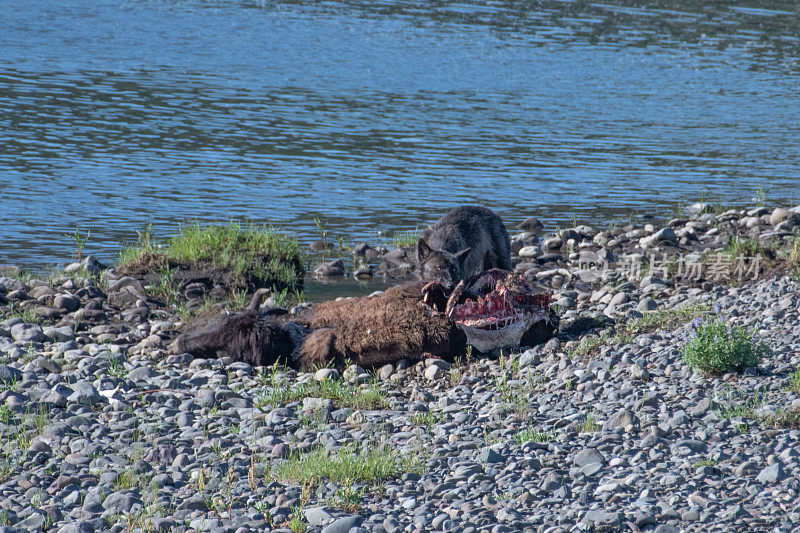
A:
[{"left": 0, "top": 200, "right": 799, "bottom": 532}]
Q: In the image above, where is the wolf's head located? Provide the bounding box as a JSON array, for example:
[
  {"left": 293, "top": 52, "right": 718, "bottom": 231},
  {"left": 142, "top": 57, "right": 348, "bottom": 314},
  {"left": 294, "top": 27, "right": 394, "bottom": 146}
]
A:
[{"left": 417, "top": 238, "right": 471, "bottom": 286}]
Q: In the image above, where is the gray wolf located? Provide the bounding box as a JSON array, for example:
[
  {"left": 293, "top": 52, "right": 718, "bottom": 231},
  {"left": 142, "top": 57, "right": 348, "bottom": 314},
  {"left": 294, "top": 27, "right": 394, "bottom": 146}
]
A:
[{"left": 417, "top": 206, "right": 511, "bottom": 286}]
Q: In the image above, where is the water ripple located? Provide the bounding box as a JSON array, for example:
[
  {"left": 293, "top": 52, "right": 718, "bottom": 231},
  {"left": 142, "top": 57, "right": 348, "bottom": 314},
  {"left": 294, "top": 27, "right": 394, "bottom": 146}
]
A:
[{"left": 0, "top": 0, "right": 798, "bottom": 267}]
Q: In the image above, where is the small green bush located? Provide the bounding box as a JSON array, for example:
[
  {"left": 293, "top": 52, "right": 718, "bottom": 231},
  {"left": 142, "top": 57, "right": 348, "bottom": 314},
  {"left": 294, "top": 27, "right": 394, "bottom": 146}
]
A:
[
  {"left": 513, "top": 427, "right": 554, "bottom": 444},
  {"left": 276, "top": 443, "right": 422, "bottom": 486},
  {"left": 681, "top": 317, "right": 769, "bottom": 375}
]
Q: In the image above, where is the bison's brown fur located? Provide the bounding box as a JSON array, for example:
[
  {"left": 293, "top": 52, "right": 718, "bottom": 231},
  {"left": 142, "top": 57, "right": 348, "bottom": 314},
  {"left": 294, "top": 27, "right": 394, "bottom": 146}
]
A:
[{"left": 297, "top": 282, "right": 467, "bottom": 370}]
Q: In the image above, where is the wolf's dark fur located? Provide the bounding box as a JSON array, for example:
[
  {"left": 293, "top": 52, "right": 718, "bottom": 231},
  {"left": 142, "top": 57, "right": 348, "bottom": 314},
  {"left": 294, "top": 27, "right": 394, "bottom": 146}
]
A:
[
  {"left": 297, "top": 282, "right": 467, "bottom": 370},
  {"left": 171, "top": 288, "right": 298, "bottom": 367},
  {"left": 417, "top": 206, "right": 512, "bottom": 286},
  {"left": 172, "top": 309, "right": 296, "bottom": 367}
]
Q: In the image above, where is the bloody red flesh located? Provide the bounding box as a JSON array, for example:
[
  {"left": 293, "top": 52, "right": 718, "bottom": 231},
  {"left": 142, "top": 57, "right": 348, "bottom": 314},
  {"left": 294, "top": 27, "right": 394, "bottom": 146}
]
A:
[{"left": 448, "top": 273, "right": 551, "bottom": 330}]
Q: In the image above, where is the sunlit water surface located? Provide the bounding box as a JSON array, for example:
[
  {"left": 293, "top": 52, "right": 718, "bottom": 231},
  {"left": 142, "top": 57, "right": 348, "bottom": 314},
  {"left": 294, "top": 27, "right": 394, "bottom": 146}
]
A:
[{"left": 1, "top": 0, "right": 799, "bottom": 297}]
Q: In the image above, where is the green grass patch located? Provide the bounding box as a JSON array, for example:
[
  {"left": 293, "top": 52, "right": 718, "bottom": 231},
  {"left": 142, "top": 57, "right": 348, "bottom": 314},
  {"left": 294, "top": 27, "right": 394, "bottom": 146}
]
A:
[
  {"left": 715, "top": 389, "right": 763, "bottom": 421},
  {"left": 275, "top": 443, "right": 422, "bottom": 487},
  {"left": 491, "top": 353, "right": 534, "bottom": 415},
  {"left": 113, "top": 469, "right": 136, "bottom": 491},
  {"left": 789, "top": 237, "right": 800, "bottom": 263},
  {"left": 723, "top": 236, "right": 763, "bottom": 259},
  {"left": 410, "top": 412, "right": 440, "bottom": 428},
  {"left": 513, "top": 427, "right": 555, "bottom": 444},
  {"left": 569, "top": 330, "right": 613, "bottom": 358},
  {"left": 570, "top": 303, "right": 710, "bottom": 358},
  {"left": 682, "top": 317, "right": 769, "bottom": 375},
  {"left": 258, "top": 379, "right": 387, "bottom": 410},
  {"left": 785, "top": 237, "right": 800, "bottom": 281},
  {"left": 268, "top": 286, "right": 307, "bottom": 308},
  {"left": 765, "top": 408, "right": 800, "bottom": 429},
  {"left": 390, "top": 228, "right": 419, "bottom": 248},
  {"left": 692, "top": 458, "right": 718, "bottom": 469},
  {"left": 107, "top": 358, "right": 127, "bottom": 380},
  {"left": 176, "top": 296, "right": 216, "bottom": 322},
  {"left": 788, "top": 368, "right": 800, "bottom": 393},
  {"left": 4, "top": 305, "right": 44, "bottom": 326},
  {"left": 117, "top": 221, "right": 304, "bottom": 295},
  {"left": 624, "top": 304, "right": 711, "bottom": 336},
  {"left": 0, "top": 404, "right": 10, "bottom": 423},
  {"left": 0, "top": 404, "right": 50, "bottom": 459},
  {"left": 287, "top": 506, "right": 307, "bottom": 533},
  {"left": 326, "top": 479, "right": 364, "bottom": 512},
  {"left": 560, "top": 315, "right": 612, "bottom": 338},
  {"left": 713, "top": 390, "right": 800, "bottom": 431},
  {"left": 692, "top": 459, "right": 717, "bottom": 470},
  {"left": 578, "top": 413, "right": 600, "bottom": 433},
  {"left": 0, "top": 373, "right": 20, "bottom": 392},
  {"left": 0, "top": 265, "right": 29, "bottom": 282}
]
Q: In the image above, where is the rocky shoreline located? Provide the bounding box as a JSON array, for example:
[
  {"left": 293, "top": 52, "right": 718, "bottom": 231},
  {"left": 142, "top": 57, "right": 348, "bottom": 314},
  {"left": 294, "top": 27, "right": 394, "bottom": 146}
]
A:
[{"left": 1, "top": 202, "right": 799, "bottom": 533}]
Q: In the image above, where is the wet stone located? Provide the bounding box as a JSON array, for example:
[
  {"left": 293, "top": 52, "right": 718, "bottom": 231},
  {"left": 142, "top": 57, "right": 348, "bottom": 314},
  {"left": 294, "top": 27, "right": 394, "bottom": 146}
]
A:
[
  {"left": 756, "top": 463, "right": 782, "bottom": 484},
  {"left": 321, "top": 515, "right": 363, "bottom": 533},
  {"left": 583, "top": 510, "right": 622, "bottom": 527},
  {"left": 477, "top": 448, "right": 505, "bottom": 464},
  {"left": 0, "top": 364, "right": 22, "bottom": 384},
  {"left": 575, "top": 448, "right": 606, "bottom": 467},
  {"left": 11, "top": 322, "right": 47, "bottom": 343}
]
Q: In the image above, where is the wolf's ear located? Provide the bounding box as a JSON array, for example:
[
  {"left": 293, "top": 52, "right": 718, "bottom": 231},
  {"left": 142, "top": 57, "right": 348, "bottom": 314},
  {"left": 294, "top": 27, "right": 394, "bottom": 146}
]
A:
[
  {"left": 454, "top": 247, "right": 471, "bottom": 266},
  {"left": 417, "top": 238, "right": 432, "bottom": 259}
]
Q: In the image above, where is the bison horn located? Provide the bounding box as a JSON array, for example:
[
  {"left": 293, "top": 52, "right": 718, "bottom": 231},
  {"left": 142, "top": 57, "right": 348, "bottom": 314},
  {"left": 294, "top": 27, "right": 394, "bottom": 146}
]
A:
[{"left": 445, "top": 280, "right": 466, "bottom": 317}]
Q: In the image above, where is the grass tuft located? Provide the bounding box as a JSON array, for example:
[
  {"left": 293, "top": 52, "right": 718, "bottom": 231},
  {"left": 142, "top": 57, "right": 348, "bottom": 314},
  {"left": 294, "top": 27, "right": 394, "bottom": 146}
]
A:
[
  {"left": 788, "top": 368, "right": 800, "bottom": 393},
  {"left": 715, "top": 390, "right": 763, "bottom": 420},
  {"left": 390, "top": 228, "right": 419, "bottom": 248},
  {"left": 287, "top": 506, "right": 307, "bottom": 533},
  {"left": 258, "top": 377, "right": 386, "bottom": 410},
  {"left": 410, "top": 412, "right": 440, "bottom": 428},
  {"left": 113, "top": 470, "right": 136, "bottom": 491},
  {"left": 570, "top": 303, "right": 710, "bottom": 358},
  {"left": 624, "top": 304, "right": 711, "bottom": 336},
  {"left": 275, "top": 443, "right": 422, "bottom": 487},
  {"left": 712, "top": 389, "right": 800, "bottom": 431},
  {"left": 578, "top": 413, "right": 600, "bottom": 433},
  {"left": 513, "top": 427, "right": 555, "bottom": 444},
  {"left": 789, "top": 237, "right": 800, "bottom": 264},
  {"left": 787, "top": 237, "right": 800, "bottom": 281},
  {"left": 723, "top": 236, "right": 763, "bottom": 259},
  {"left": 693, "top": 458, "right": 718, "bottom": 468},
  {"left": 5, "top": 305, "right": 44, "bottom": 326},
  {"left": 766, "top": 408, "right": 800, "bottom": 429},
  {"left": 327, "top": 479, "right": 364, "bottom": 512},
  {"left": 117, "top": 221, "right": 304, "bottom": 294},
  {"left": 682, "top": 317, "right": 769, "bottom": 375}
]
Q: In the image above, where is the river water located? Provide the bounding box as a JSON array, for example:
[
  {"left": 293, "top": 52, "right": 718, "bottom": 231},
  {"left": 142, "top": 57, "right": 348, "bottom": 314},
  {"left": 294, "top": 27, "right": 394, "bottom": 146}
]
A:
[{"left": 1, "top": 0, "right": 799, "bottom": 275}]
